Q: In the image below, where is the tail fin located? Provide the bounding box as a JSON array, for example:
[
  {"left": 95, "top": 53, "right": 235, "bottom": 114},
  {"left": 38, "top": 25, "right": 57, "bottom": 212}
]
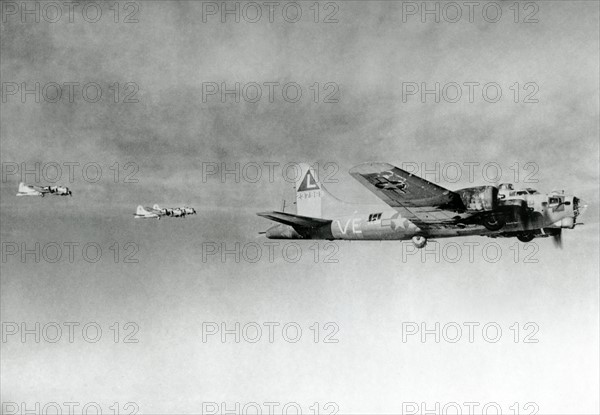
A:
[
  {"left": 153, "top": 204, "right": 161, "bottom": 211},
  {"left": 18, "top": 182, "right": 28, "bottom": 193},
  {"left": 136, "top": 205, "right": 147, "bottom": 215},
  {"left": 295, "top": 163, "right": 323, "bottom": 218}
]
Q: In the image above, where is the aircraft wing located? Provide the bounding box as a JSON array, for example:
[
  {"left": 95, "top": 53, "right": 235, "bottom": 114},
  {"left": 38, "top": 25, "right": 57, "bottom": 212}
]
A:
[
  {"left": 257, "top": 211, "right": 332, "bottom": 229},
  {"left": 145, "top": 207, "right": 165, "bottom": 215},
  {"left": 349, "top": 162, "right": 467, "bottom": 229}
]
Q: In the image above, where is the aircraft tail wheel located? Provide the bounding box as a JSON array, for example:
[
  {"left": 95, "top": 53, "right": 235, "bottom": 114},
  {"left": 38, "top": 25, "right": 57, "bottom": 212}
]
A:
[{"left": 412, "top": 236, "right": 427, "bottom": 249}]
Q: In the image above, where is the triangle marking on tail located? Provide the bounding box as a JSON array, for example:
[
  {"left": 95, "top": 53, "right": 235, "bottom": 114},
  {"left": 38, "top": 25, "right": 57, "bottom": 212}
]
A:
[{"left": 298, "top": 170, "right": 320, "bottom": 192}]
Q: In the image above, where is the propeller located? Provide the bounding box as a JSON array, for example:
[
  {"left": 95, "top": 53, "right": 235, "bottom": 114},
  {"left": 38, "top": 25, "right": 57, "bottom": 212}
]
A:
[{"left": 552, "top": 229, "right": 562, "bottom": 249}]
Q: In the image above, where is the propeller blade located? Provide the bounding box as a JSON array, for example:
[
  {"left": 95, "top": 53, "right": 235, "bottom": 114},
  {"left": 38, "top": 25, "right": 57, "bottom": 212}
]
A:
[{"left": 552, "top": 229, "right": 562, "bottom": 249}]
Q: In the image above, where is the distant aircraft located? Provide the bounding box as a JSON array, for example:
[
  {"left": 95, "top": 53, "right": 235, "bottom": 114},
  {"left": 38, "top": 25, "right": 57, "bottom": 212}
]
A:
[
  {"left": 17, "top": 182, "right": 72, "bottom": 197},
  {"left": 134, "top": 205, "right": 161, "bottom": 220},
  {"left": 135, "top": 204, "right": 196, "bottom": 219},
  {"left": 258, "top": 163, "right": 587, "bottom": 249}
]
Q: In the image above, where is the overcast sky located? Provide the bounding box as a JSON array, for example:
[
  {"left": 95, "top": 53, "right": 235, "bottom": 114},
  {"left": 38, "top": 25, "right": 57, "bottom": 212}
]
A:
[{"left": 1, "top": 1, "right": 599, "bottom": 413}]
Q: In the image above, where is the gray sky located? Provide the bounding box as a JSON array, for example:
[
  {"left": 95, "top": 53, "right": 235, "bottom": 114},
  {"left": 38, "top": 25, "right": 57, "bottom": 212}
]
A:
[{"left": 1, "top": 1, "right": 599, "bottom": 413}]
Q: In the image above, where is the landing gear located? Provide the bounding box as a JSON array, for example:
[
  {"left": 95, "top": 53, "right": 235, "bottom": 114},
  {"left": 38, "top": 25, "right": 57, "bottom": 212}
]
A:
[
  {"left": 482, "top": 214, "right": 505, "bottom": 231},
  {"left": 516, "top": 233, "right": 535, "bottom": 243},
  {"left": 412, "top": 236, "right": 427, "bottom": 249}
]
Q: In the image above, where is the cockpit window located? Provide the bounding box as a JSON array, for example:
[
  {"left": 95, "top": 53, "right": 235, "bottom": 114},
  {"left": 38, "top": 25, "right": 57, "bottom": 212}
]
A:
[{"left": 548, "top": 197, "right": 561, "bottom": 205}]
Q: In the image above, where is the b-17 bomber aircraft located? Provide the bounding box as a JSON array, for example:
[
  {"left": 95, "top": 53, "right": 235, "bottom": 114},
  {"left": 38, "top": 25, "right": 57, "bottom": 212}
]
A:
[
  {"left": 134, "top": 205, "right": 162, "bottom": 220},
  {"left": 152, "top": 204, "right": 197, "bottom": 217},
  {"left": 133, "top": 204, "right": 196, "bottom": 220},
  {"left": 17, "top": 182, "right": 72, "bottom": 197},
  {"left": 257, "top": 163, "right": 587, "bottom": 249}
]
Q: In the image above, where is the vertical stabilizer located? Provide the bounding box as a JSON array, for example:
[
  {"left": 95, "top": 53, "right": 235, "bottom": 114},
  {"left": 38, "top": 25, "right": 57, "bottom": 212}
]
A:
[{"left": 295, "top": 163, "right": 323, "bottom": 218}]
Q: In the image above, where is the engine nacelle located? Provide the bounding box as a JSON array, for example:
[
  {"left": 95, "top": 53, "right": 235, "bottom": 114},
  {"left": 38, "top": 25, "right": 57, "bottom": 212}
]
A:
[{"left": 455, "top": 186, "right": 498, "bottom": 212}]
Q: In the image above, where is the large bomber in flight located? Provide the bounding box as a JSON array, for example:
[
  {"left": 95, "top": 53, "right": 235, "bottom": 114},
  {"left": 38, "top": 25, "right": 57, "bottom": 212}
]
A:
[
  {"left": 17, "top": 182, "right": 72, "bottom": 197},
  {"left": 258, "top": 163, "right": 587, "bottom": 249},
  {"left": 134, "top": 204, "right": 196, "bottom": 220}
]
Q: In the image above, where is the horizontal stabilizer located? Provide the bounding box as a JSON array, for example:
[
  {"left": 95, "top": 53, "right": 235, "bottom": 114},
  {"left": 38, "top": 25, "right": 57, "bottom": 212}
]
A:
[{"left": 257, "top": 211, "right": 331, "bottom": 228}]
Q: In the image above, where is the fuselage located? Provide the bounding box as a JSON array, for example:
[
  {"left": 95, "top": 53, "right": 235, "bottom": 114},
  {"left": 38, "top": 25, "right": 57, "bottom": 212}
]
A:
[{"left": 265, "top": 192, "right": 583, "bottom": 241}]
